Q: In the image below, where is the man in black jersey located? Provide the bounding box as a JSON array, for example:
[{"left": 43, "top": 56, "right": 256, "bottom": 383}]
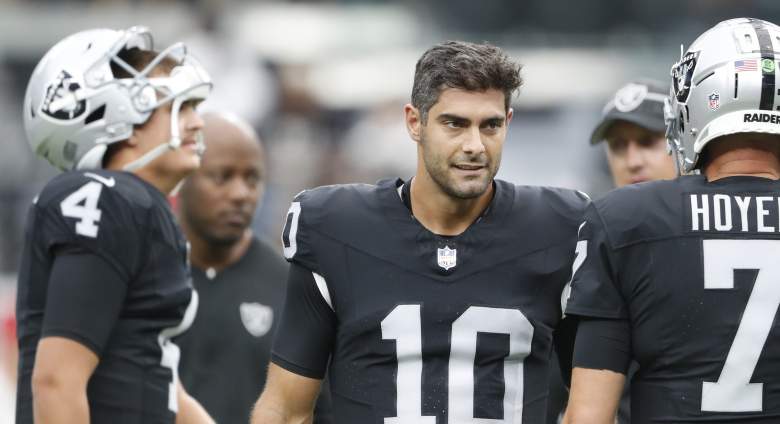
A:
[
  {"left": 252, "top": 41, "right": 588, "bottom": 423},
  {"left": 16, "top": 27, "right": 214, "bottom": 424},
  {"left": 174, "top": 112, "right": 331, "bottom": 423},
  {"left": 564, "top": 18, "right": 780, "bottom": 424}
]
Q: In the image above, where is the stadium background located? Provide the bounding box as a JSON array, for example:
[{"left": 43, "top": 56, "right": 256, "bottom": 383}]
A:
[{"left": 0, "top": 0, "right": 778, "bottom": 420}]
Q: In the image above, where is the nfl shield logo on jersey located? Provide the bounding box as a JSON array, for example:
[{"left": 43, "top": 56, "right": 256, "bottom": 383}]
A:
[
  {"left": 437, "top": 246, "right": 457, "bottom": 270},
  {"left": 240, "top": 303, "right": 274, "bottom": 337}
]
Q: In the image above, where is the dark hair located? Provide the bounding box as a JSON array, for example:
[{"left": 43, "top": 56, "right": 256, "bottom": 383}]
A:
[
  {"left": 411, "top": 41, "right": 522, "bottom": 122},
  {"left": 110, "top": 47, "right": 179, "bottom": 79}
]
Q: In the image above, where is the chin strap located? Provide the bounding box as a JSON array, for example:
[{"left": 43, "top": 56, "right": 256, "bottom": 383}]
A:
[{"left": 122, "top": 97, "right": 205, "bottom": 172}]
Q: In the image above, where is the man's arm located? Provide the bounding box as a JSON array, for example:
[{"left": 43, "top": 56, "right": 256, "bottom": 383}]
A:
[
  {"left": 32, "top": 251, "right": 130, "bottom": 423},
  {"left": 561, "top": 317, "right": 631, "bottom": 424},
  {"left": 176, "top": 380, "right": 215, "bottom": 424},
  {"left": 563, "top": 367, "right": 625, "bottom": 424},
  {"left": 32, "top": 337, "right": 98, "bottom": 424},
  {"left": 252, "top": 363, "right": 323, "bottom": 424}
]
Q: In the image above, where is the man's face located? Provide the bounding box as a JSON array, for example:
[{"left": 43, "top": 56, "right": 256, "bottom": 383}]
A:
[
  {"left": 605, "top": 120, "right": 677, "bottom": 187},
  {"left": 413, "top": 88, "right": 512, "bottom": 199},
  {"left": 179, "top": 121, "right": 265, "bottom": 246},
  {"left": 131, "top": 99, "right": 205, "bottom": 178}
]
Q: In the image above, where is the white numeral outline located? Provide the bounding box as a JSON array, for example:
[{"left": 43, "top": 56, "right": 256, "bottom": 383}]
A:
[{"left": 701, "top": 239, "right": 780, "bottom": 412}]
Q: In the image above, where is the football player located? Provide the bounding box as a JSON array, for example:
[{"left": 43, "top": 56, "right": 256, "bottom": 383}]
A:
[
  {"left": 252, "top": 41, "right": 588, "bottom": 423},
  {"left": 547, "top": 78, "right": 677, "bottom": 424},
  {"left": 564, "top": 17, "right": 780, "bottom": 424},
  {"left": 15, "top": 27, "right": 214, "bottom": 424}
]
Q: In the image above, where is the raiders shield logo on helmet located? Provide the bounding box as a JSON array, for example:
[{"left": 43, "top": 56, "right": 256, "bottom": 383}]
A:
[
  {"left": 672, "top": 51, "right": 700, "bottom": 104},
  {"left": 41, "top": 70, "right": 87, "bottom": 120}
]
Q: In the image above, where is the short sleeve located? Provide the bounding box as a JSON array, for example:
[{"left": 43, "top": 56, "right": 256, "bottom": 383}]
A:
[
  {"left": 565, "top": 203, "right": 628, "bottom": 319},
  {"left": 41, "top": 251, "right": 128, "bottom": 356},
  {"left": 270, "top": 262, "right": 337, "bottom": 379},
  {"left": 37, "top": 175, "right": 145, "bottom": 282}
]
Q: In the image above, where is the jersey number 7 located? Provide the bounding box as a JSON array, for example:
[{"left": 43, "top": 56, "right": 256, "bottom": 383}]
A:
[{"left": 701, "top": 239, "right": 780, "bottom": 412}]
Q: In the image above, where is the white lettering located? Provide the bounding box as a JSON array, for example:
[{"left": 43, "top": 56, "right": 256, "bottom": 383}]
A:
[
  {"left": 713, "top": 194, "right": 733, "bottom": 231},
  {"left": 692, "top": 194, "right": 709, "bottom": 231},
  {"left": 735, "top": 196, "right": 752, "bottom": 232},
  {"left": 757, "top": 197, "right": 775, "bottom": 232}
]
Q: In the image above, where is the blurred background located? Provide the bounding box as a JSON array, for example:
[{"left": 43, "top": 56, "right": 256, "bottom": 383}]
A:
[{"left": 0, "top": 0, "right": 778, "bottom": 420}]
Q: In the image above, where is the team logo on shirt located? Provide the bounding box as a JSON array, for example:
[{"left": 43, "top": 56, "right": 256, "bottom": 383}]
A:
[
  {"left": 240, "top": 302, "right": 274, "bottom": 337},
  {"left": 437, "top": 246, "right": 457, "bottom": 271}
]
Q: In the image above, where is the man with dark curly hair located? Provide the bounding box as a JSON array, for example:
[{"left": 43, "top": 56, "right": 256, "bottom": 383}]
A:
[{"left": 253, "top": 41, "right": 587, "bottom": 424}]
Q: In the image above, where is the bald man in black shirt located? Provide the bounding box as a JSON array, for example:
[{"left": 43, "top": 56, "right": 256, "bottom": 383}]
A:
[{"left": 174, "top": 112, "right": 330, "bottom": 424}]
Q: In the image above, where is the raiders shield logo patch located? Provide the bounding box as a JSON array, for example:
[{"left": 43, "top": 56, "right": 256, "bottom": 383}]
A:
[
  {"left": 672, "top": 51, "right": 700, "bottom": 103},
  {"left": 41, "top": 70, "right": 87, "bottom": 120},
  {"left": 437, "top": 246, "right": 457, "bottom": 271},
  {"left": 239, "top": 302, "right": 274, "bottom": 337}
]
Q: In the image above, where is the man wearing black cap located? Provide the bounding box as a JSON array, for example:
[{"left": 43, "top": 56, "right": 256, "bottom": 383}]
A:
[
  {"left": 591, "top": 79, "right": 676, "bottom": 187},
  {"left": 545, "top": 79, "right": 677, "bottom": 424}
]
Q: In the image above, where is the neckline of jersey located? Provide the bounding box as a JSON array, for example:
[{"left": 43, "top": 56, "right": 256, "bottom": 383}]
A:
[{"left": 383, "top": 177, "right": 512, "bottom": 241}]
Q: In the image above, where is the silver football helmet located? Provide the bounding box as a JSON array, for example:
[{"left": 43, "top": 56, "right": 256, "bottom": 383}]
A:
[
  {"left": 666, "top": 17, "right": 780, "bottom": 173},
  {"left": 23, "top": 26, "right": 212, "bottom": 171}
]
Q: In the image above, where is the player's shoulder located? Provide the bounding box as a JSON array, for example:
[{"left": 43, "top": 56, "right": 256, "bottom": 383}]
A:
[
  {"left": 37, "top": 169, "right": 157, "bottom": 212},
  {"left": 500, "top": 180, "right": 590, "bottom": 224},
  {"left": 291, "top": 180, "right": 388, "bottom": 226},
  {"left": 282, "top": 179, "right": 398, "bottom": 267},
  {"left": 592, "top": 176, "right": 696, "bottom": 248}
]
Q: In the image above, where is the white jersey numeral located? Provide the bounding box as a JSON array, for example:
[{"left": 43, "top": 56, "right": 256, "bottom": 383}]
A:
[
  {"left": 60, "top": 181, "right": 103, "bottom": 237},
  {"left": 701, "top": 239, "right": 780, "bottom": 412},
  {"left": 562, "top": 238, "right": 587, "bottom": 315},
  {"left": 158, "top": 290, "right": 199, "bottom": 412},
  {"left": 381, "top": 305, "right": 435, "bottom": 424},
  {"left": 381, "top": 305, "right": 534, "bottom": 423}
]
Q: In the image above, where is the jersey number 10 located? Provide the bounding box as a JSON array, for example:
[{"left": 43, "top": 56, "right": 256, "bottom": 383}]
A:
[{"left": 381, "top": 305, "right": 534, "bottom": 423}]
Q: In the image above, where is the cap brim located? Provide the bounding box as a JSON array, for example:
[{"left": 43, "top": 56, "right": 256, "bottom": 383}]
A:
[{"left": 590, "top": 113, "right": 667, "bottom": 145}]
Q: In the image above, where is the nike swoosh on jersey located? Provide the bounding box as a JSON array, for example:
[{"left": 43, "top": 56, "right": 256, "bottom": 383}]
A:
[{"left": 84, "top": 172, "right": 116, "bottom": 187}]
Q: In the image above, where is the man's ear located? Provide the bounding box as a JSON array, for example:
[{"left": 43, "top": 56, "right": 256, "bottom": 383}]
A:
[
  {"left": 506, "top": 107, "right": 514, "bottom": 125},
  {"left": 404, "top": 104, "right": 423, "bottom": 143}
]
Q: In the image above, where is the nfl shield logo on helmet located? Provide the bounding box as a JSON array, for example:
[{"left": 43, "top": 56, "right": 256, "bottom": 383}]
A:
[
  {"left": 437, "top": 246, "right": 457, "bottom": 271},
  {"left": 708, "top": 91, "right": 720, "bottom": 111}
]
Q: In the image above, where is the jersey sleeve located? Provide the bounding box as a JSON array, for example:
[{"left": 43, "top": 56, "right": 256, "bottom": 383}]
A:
[
  {"left": 37, "top": 176, "right": 145, "bottom": 282},
  {"left": 564, "top": 202, "right": 628, "bottom": 319},
  {"left": 572, "top": 317, "right": 632, "bottom": 374},
  {"left": 271, "top": 262, "right": 337, "bottom": 379},
  {"left": 41, "top": 251, "right": 128, "bottom": 355}
]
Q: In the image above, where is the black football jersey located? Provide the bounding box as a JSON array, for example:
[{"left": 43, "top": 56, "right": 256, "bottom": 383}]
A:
[
  {"left": 272, "top": 178, "right": 587, "bottom": 423},
  {"left": 566, "top": 175, "right": 780, "bottom": 423},
  {"left": 15, "top": 170, "right": 197, "bottom": 424}
]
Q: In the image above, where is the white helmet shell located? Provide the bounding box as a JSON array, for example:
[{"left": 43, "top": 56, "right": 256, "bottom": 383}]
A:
[
  {"left": 23, "top": 26, "right": 212, "bottom": 171},
  {"left": 667, "top": 17, "right": 780, "bottom": 173}
]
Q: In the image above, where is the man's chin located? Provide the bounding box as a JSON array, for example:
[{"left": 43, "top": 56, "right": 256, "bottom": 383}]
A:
[
  {"left": 205, "top": 231, "right": 244, "bottom": 247},
  {"left": 445, "top": 179, "right": 492, "bottom": 199}
]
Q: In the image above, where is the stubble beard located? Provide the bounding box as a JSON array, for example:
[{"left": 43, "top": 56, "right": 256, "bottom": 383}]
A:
[{"left": 421, "top": 134, "right": 498, "bottom": 200}]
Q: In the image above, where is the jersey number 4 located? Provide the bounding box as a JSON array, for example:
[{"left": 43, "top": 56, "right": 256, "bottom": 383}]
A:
[
  {"left": 60, "top": 181, "right": 103, "bottom": 238},
  {"left": 381, "top": 305, "right": 534, "bottom": 423},
  {"left": 701, "top": 239, "right": 780, "bottom": 412}
]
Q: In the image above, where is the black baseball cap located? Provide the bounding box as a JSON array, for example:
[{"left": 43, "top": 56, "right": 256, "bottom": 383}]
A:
[{"left": 590, "top": 78, "right": 668, "bottom": 144}]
